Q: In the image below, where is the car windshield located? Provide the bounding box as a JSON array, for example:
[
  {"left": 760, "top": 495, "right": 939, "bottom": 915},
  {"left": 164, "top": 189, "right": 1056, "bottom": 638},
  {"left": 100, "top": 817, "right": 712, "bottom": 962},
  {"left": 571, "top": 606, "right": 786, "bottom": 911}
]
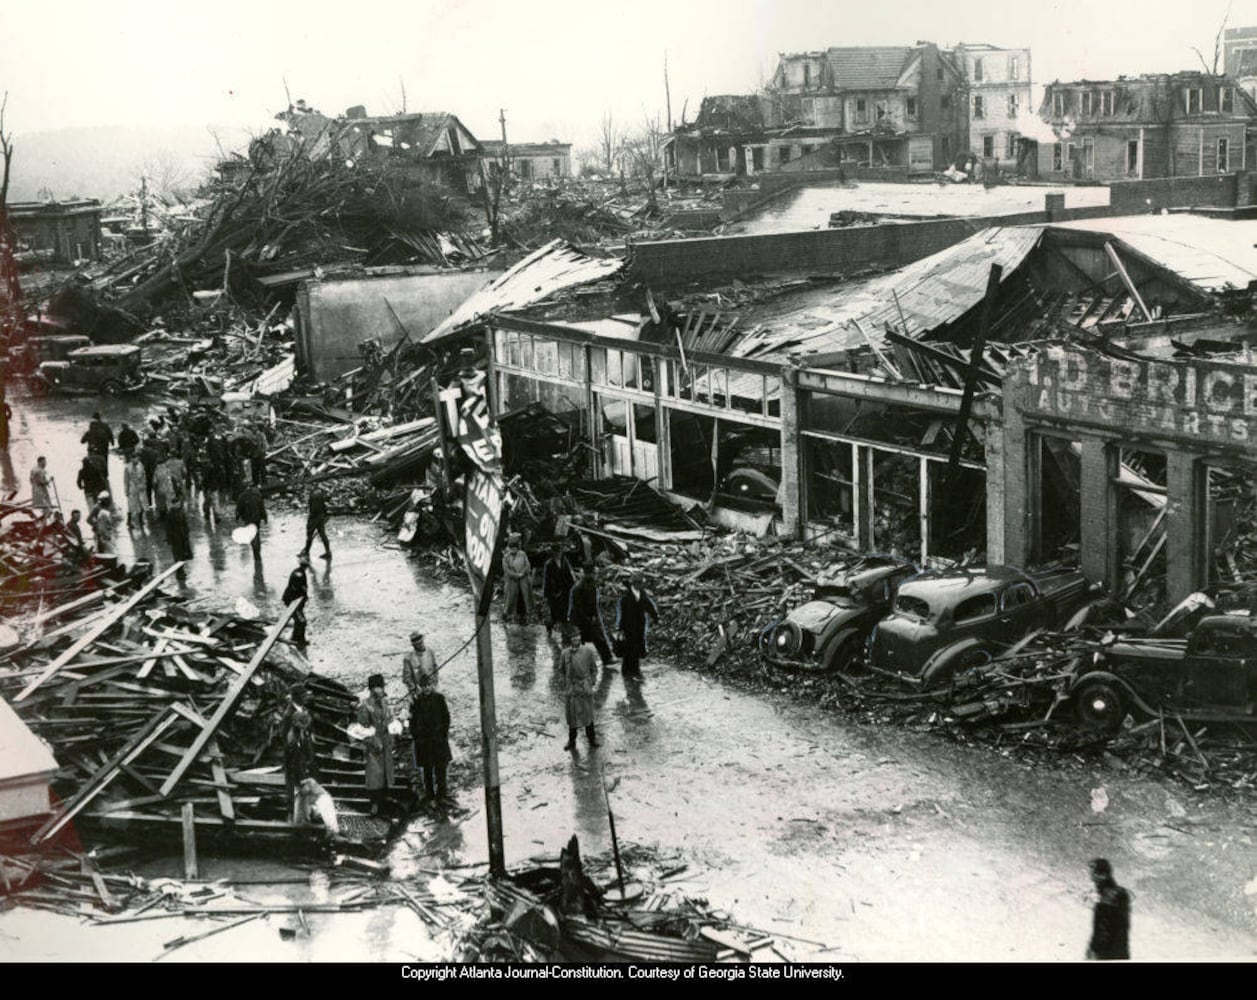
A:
[{"left": 894, "top": 594, "right": 931, "bottom": 620}]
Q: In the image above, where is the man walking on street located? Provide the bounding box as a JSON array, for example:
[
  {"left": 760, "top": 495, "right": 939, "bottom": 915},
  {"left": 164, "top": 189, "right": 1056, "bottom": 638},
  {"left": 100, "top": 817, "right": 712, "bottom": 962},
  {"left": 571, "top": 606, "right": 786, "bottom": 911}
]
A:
[
  {"left": 236, "top": 483, "right": 267, "bottom": 560},
  {"left": 76, "top": 454, "right": 107, "bottom": 511},
  {"left": 1086, "top": 858, "right": 1131, "bottom": 960},
  {"left": 283, "top": 554, "right": 310, "bottom": 647},
  {"left": 87, "top": 492, "right": 118, "bottom": 556},
  {"left": 403, "top": 631, "right": 438, "bottom": 699},
  {"left": 300, "top": 486, "right": 332, "bottom": 560},
  {"left": 30, "top": 456, "right": 53, "bottom": 514},
  {"left": 542, "top": 543, "right": 575, "bottom": 635},
  {"left": 615, "top": 570, "right": 660, "bottom": 682},
  {"left": 139, "top": 435, "right": 161, "bottom": 507},
  {"left": 569, "top": 564, "right": 614, "bottom": 666},
  {"left": 501, "top": 533, "right": 533, "bottom": 624},
  {"left": 166, "top": 497, "right": 193, "bottom": 566},
  {"left": 560, "top": 624, "right": 600, "bottom": 751},
  {"left": 117, "top": 422, "right": 139, "bottom": 461},
  {"left": 81, "top": 412, "right": 114, "bottom": 469}
]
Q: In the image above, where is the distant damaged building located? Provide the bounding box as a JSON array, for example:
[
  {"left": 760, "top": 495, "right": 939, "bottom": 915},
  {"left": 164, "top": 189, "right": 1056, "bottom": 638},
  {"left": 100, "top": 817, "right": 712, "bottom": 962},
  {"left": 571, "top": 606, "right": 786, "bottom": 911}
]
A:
[
  {"left": 1037, "top": 72, "right": 1257, "bottom": 181},
  {"left": 481, "top": 140, "right": 572, "bottom": 181}
]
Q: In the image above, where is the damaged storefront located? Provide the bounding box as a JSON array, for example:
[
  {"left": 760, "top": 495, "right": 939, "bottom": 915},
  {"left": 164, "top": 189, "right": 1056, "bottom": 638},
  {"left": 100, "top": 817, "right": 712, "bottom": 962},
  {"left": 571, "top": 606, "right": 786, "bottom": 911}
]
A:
[{"left": 1001, "top": 344, "right": 1257, "bottom": 606}]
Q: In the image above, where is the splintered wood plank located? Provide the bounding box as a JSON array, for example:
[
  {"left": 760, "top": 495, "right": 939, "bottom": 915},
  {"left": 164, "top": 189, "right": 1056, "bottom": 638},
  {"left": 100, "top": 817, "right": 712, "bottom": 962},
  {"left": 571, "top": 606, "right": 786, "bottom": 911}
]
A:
[
  {"left": 137, "top": 638, "right": 171, "bottom": 680},
  {"left": 159, "top": 601, "right": 300, "bottom": 797},
  {"left": 207, "top": 738, "right": 235, "bottom": 821},
  {"left": 16, "top": 563, "right": 186, "bottom": 702}
]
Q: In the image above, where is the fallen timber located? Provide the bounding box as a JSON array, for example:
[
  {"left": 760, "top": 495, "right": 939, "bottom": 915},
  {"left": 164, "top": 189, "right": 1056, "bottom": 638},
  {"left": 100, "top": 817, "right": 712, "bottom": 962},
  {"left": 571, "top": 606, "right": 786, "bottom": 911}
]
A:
[{"left": 1, "top": 571, "right": 411, "bottom": 860}]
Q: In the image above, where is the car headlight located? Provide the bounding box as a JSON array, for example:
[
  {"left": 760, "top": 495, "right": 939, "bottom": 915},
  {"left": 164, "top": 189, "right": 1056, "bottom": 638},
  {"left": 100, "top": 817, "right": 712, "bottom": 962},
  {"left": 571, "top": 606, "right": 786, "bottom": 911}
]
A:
[{"left": 776, "top": 631, "right": 789, "bottom": 649}]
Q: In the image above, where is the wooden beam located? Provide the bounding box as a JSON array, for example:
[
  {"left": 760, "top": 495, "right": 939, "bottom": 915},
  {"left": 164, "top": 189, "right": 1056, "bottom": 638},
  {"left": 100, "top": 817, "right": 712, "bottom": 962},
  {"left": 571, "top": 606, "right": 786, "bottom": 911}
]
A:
[
  {"left": 207, "top": 738, "right": 235, "bottom": 821},
  {"left": 182, "top": 803, "right": 199, "bottom": 879},
  {"left": 946, "top": 264, "right": 1002, "bottom": 479},
  {"left": 159, "top": 601, "right": 301, "bottom": 797},
  {"left": 1104, "top": 242, "right": 1152, "bottom": 322},
  {"left": 15, "top": 563, "right": 187, "bottom": 702}
]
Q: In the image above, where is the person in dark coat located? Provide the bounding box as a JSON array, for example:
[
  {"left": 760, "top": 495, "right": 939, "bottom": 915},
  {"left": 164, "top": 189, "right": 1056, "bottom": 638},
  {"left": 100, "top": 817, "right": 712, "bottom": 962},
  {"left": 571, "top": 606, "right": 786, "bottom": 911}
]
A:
[
  {"left": 282, "top": 554, "right": 310, "bottom": 647},
  {"left": 206, "top": 430, "right": 231, "bottom": 498},
  {"left": 76, "top": 454, "right": 107, "bottom": 509},
  {"left": 560, "top": 625, "right": 599, "bottom": 750},
  {"left": 139, "top": 436, "right": 161, "bottom": 507},
  {"left": 235, "top": 484, "right": 267, "bottom": 560},
  {"left": 541, "top": 543, "right": 575, "bottom": 635},
  {"left": 300, "top": 486, "right": 331, "bottom": 560},
  {"left": 615, "top": 570, "right": 661, "bottom": 681},
  {"left": 165, "top": 498, "right": 193, "bottom": 565},
  {"left": 81, "top": 412, "right": 114, "bottom": 465},
  {"left": 117, "top": 422, "right": 140, "bottom": 460},
  {"left": 283, "top": 707, "right": 316, "bottom": 822},
  {"left": 568, "top": 564, "right": 613, "bottom": 666},
  {"left": 1087, "top": 858, "right": 1131, "bottom": 960},
  {"left": 409, "top": 672, "right": 452, "bottom": 804}
]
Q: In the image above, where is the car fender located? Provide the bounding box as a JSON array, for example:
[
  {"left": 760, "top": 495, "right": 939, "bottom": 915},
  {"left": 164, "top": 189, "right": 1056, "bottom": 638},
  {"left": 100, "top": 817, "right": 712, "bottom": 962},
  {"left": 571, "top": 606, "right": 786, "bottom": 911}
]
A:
[
  {"left": 1067, "top": 669, "right": 1157, "bottom": 718},
  {"left": 819, "top": 626, "right": 864, "bottom": 668},
  {"left": 920, "top": 637, "right": 994, "bottom": 687}
]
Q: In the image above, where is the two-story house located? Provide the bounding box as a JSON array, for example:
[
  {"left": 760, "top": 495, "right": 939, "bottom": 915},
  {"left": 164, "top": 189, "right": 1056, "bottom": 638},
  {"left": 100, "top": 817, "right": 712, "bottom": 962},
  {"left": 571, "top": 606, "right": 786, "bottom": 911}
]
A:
[
  {"left": 1224, "top": 26, "right": 1257, "bottom": 101},
  {"left": 953, "top": 43, "right": 1033, "bottom": 169},
  {"left": 1037, "top": 72, "right": 1257, "bottom": 182}
]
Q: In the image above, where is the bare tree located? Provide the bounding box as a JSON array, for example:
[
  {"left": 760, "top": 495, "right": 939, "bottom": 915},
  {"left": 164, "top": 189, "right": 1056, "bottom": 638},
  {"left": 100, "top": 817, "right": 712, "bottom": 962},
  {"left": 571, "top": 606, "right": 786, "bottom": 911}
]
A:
[
  {"left": 0, "top": 92, "right": 21, "bottom": 362},
  {"left": 598, "top": 112, "right": 621, "bottom": 174},
  {"left": 617, "top": 113, "right": 668, "bottom": 212},
  {"left": 1193, "top": 1, "right": 1232, "bottom": 75},
  {"left": 141, "top": 150, "right": 194, "bottom": 202}
]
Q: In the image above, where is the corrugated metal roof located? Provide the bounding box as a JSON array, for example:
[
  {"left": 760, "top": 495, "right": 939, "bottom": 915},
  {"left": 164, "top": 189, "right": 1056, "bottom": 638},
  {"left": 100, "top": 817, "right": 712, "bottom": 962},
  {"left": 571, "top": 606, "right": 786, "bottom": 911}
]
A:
[
  {"left": 824, "top": 47, "right": 914, "bottom": 90},
  {"left": 733, "top": 226, "right": 1044, "bottom": 363},
  {"left": 424, "top": 240, "right": 624, "bottom": 343},
  {"left": 0, "top": 695, "right": 57, "bottom": 783},
  {"left": 1050, "top": 215, "right": 1257, "bottom": 291}
]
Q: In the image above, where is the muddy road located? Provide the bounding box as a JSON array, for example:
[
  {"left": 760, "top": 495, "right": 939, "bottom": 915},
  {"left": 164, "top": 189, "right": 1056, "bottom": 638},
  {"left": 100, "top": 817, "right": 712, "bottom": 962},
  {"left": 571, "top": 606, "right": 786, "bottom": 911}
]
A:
[{"left": 2, "top": 392, "right": 1255, "bottom": 962}]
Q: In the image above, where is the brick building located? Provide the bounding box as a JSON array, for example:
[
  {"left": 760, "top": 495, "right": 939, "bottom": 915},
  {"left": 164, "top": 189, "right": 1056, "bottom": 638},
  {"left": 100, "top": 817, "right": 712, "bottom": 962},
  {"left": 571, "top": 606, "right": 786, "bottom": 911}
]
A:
[{"left": 1037, "top": 73, "right": 1257, "bottom": 181}]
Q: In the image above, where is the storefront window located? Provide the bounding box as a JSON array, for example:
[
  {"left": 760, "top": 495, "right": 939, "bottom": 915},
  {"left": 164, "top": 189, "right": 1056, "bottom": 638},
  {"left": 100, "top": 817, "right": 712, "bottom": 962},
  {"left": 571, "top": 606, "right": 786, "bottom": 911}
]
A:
[
  {"left": 590, "top": 347, "right": 607, "bottom": 385},
  {"left": 535, "top": 338, "right": 558, "bottom": 376},
  {"left": 606, "top": 349, "right": 623, "bottom": 387}
]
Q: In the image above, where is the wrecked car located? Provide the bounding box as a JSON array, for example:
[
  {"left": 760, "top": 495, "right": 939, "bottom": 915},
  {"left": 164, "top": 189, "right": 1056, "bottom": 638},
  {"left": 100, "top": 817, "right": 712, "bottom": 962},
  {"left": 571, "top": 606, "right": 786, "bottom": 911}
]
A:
[
  {"left": 31, "top": 344, "right": 146, "bottom": 396},
  {"left": 869, "top": 565, "right": 1094, "bottom": 687},
  {"left": 1071, "top": 614, "right": 1257, "bottom": 731},
  {"left": 761, "top": 555, "right": 918, "bottom": 672}
]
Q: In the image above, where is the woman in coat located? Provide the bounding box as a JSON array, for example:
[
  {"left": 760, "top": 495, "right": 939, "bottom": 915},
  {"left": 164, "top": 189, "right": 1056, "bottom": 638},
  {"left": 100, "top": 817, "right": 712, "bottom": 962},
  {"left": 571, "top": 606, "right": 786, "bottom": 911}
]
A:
[
  {"left": 559, "top": 625, "right": 600, "bottom": 751},
  {"left": 356, "top": 674, "right": 395, "bottom": 815}
]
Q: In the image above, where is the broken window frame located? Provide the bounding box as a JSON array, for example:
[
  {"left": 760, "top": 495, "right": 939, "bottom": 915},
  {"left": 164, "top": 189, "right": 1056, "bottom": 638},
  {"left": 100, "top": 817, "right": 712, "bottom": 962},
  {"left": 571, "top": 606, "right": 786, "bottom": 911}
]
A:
[
  {"left": 1220, "top": 86, "right": 1235, "bottom": 113},
  {"left": 906, "top": 96, "right": 918, "bottom": 118},
  {"left": 1052, "top": 92, "right": 1065, "bottom": 118},
  {"left": 1081, "top": 92, "right": 1095, "bottom": 115},
  {"left": 1007, "top": 93, "right": 1019, "bottom": 118},
  {"left": 1101, "top": 90, "right": 1115, "bottom": 115},
  {"left": 983, "top": 134, "right": 995, "bottom": 158},
  {"left": 973, "top": 57, "right": 984, "bottom": 82},
  {"left": 1006, "top": 133, "right": 1017, "bottom": 159},
  {"left": 855, "top": 98, "right": 869, "bottom": 124},
  {"left": 1218, "top": 136, "right": 1230, "bottom": 172},
  {"left": 1185, "top": 87, "right": 1202, "bottom": 114},
  {"left": 1009, "top": 55, "right": 1020, "bottom": 80},
  {"left": 973, "top": 95, "right": 986, "bottom": 120},
  {"left": 1127, "top": 139, "right": 1140, "bottom": 176}
]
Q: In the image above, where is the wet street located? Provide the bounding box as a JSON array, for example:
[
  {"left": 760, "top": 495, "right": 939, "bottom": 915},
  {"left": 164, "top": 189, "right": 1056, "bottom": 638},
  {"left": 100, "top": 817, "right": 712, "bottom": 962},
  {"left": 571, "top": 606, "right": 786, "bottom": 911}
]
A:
[{"left": 2, "top": 391, "right": 1256, "bottom": 962}]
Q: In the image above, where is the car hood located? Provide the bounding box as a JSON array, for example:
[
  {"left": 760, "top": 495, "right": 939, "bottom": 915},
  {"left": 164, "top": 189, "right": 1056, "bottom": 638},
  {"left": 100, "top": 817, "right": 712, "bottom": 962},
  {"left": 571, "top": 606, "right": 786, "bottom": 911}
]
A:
[
  {"left": 870, "top": 614, "right": 934, "bottom": 675},
  {"left": 787, "top": 600, "right": 861, "bottom": 634}
]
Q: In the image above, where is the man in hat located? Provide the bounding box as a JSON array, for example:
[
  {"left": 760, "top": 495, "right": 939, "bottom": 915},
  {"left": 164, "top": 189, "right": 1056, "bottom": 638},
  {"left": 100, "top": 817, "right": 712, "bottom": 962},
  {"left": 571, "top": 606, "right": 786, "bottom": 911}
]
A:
[
  {"left": 615, "top": 570, "right": 661, "bottom": 682},
  {"left": 357, "top": 674, "right": 395, "bottom": 816},
  {"left": 76, "top": 454, "right": 107, "bottom": 511},
  {"left": 409, "top": 671, "right": 452, "bottom": 805},
  {"left": 560, "top": 624, "right": 600, "bottom": 751},
  {"left": 1086, "top": 858, "right": 1131, "bottom": 960},
  {"left": 569, "top": 564, "right": 614, "bottom": 666},
  {"left": 165, "top": 497, "right": 193, "bottom": 567},
  {"left": 299, "top": 486, "right": 332, "bottom": 561},
  {"left": 81, "top": 412, "right": 114, "bottom": 468},
  {"left": 541, "top": 543, "right": 575, "bottom": 635},
  {"left": 283, "top": 706, "right": 316, "bottom": 823},
  {"left": 501, "top": 533, "right": 534, "bottom": 624},
  {"left": 117, "top": 422, "right": 140, "bottom": 461},
  {"left": 403, "top": 631, "right": 438, "bottom": 699},
  {"left": 86, "top": 492, "right": 118, "bottom": 556},
  {"left": 282, "top": 554, "right": 311, "bottom": 647}
]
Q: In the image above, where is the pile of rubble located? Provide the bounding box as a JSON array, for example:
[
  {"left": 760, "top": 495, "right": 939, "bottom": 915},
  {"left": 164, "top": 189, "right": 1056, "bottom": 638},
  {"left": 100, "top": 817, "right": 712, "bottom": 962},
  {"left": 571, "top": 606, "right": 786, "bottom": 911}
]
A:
[{"left": 0, "top": 562, "right": 405, "bottom": 854}]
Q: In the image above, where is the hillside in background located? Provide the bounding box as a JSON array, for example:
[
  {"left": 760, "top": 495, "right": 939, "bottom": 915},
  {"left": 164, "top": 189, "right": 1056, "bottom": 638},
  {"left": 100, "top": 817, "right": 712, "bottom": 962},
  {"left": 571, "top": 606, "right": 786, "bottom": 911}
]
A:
[{"left": 5, "top": 124, "right": 253, "bottom": 203}]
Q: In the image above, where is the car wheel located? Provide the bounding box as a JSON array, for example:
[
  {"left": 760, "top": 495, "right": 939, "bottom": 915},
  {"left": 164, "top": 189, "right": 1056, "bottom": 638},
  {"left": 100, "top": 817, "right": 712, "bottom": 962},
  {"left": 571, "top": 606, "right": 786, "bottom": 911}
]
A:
[
  {"left": 826, "top": 635, "right": 864, "bottom": 675},
  {"left": 101, "top": 379, "right": 123, "bottom": 397},
  {"left": 1074, "top": 677, "right": 1125, "bottom": 734}
]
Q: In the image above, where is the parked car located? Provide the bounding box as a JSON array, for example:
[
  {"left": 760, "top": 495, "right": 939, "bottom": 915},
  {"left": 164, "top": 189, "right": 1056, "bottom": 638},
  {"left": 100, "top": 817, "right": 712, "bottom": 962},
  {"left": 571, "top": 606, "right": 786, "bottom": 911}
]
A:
[
  {"left": 1070, "top": 614, "right": 1257, "bottom": 732},
  {"left": 9, "top": 334, "right": 92, "bottom": 372},
  {"left": 869, "top": 564, "right": 1095, "bottom": 688},
  {"left": 761, "top": 554, "right": 919, "bottom": 673},
  {"left": 31, "top": 344, "right": 145, "bottom": 396}
]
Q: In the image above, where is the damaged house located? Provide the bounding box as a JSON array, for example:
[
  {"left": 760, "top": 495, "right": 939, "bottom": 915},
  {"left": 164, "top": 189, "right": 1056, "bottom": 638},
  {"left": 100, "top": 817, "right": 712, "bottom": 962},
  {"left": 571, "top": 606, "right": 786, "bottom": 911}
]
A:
[
  {"left": 481, "top": 140, "right": 572, "bottom": 181},
  {"left": 1037, "top": 72, "right": 1257, "bottom": 181}
]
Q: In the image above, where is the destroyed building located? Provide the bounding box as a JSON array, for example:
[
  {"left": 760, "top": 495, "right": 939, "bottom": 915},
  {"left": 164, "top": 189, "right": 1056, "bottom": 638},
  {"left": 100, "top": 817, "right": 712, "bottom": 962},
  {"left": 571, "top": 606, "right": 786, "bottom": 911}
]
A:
[
  {"left": 481, "top": 140, "right": 572, "bottom": 180},
  {"left": 1037, "top": 72, "right": 1257, "bottom": 181},
  {"left": 7, "top": 199, "right": 104, "bottom": 264},
  {"left": 952, "top": 43, "right": 1034, "bottom": 171}
]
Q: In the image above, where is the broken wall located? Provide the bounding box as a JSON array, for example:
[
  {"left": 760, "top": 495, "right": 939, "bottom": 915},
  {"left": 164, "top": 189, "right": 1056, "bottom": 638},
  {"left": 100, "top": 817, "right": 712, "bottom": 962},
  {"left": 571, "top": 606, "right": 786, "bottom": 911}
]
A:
[{"left": 295, "top": 269, "right": 491, "bottom": 381}]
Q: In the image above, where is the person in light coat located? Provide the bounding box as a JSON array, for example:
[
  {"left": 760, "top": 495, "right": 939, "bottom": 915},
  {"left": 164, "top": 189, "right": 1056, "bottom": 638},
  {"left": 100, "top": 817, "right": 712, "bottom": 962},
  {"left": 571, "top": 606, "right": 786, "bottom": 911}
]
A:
[
  {"left": 501, "top": 533, "right": 534, "bottom": 624},
  {"left": 356, "top": 673, "right": 395, "bottom": 815},
  {"left": 87, "top": 492, "right": 118, "bottom": 556},
  {"left": 560, "top": 625, "right": 600, "bottom": 751},
  {"left": 124, "top": 453, "right": 146, "bottom": 529}
]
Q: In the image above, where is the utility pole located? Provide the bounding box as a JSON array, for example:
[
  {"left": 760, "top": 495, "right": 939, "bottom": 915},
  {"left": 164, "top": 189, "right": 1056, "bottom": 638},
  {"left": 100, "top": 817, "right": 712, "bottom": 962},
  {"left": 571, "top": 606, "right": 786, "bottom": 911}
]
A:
[
  {"left": 139, "top": 175, "right": 150, "bottom": 235},
  {"left": 664, "top": 51, "right": 673, "bottom": 131},
  {"left": 499, "top": 107, "right": 510, "bottom": 176}
]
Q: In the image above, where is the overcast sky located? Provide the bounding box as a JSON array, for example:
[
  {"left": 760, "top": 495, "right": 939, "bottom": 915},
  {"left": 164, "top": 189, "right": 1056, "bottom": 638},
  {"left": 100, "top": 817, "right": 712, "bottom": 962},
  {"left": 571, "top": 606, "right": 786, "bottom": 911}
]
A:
[{"left": 0, "top": 0, "right": 1247, "bottom": 149}]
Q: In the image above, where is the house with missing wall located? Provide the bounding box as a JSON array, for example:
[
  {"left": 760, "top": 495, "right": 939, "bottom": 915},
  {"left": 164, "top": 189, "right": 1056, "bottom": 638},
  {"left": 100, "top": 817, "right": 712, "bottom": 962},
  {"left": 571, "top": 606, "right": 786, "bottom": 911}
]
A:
[
  {"left": 7, "top": 199, "right": 104, "bottom": 263},
  {"left": 1037, "top": 72, "right": 1257, "bottom": 181}
]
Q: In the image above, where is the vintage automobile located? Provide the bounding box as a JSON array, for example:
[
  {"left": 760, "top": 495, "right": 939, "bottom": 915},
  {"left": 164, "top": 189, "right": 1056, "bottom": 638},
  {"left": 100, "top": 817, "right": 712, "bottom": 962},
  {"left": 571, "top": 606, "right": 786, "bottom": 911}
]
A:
[
  {"left": 1070, "top": 613, "right": 1257, "bottom": 732},
  {"left": 760, "top": 554, "right": 919, "bottom": 673},
  {"left": 31, "top": 344, "right": 146, "bottom": 396},
  {"left": 868, "top": 564, "right": 1094, "bottom": 688},
  {"left": 8, "top": 334, "right": 93, "bottom": 372}
]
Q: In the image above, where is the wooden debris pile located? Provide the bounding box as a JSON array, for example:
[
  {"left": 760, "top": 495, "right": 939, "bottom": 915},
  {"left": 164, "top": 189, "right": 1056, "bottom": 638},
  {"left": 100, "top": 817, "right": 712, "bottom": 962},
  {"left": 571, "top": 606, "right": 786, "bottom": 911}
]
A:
[
  {"left": 0, "top": 563, "right": 406, "bottom": 852},
  {"left": 265, "top": 415, "right": 441, "bottom": 494},
  {"left": 0, "top": 499, "right": 123, "bottom": 617}
]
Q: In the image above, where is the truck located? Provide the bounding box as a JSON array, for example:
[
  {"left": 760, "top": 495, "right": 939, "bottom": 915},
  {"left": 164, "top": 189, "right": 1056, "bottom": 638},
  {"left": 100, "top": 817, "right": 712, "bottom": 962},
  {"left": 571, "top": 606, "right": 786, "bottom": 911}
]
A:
[
  {"left": 868, "top": 564, "right": 1095, "bottom": 688},
  {"left": 760, "top": 555, "right": 919, "bottom": 673}
]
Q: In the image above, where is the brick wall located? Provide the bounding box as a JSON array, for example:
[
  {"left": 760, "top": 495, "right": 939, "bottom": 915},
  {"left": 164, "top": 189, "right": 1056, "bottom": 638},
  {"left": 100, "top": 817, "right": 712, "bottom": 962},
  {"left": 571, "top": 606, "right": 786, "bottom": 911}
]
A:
[{"left": 1108, "top": 172, "right": 1239, "bottom": 211}]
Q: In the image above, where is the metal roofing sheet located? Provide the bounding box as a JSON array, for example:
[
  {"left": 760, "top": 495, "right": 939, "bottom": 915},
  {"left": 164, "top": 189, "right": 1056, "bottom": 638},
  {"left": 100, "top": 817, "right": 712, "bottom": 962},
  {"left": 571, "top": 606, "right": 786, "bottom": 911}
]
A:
[
  {"left": 734, "top": 226, "right": 1044, "bottom": 363},
  {"left": 1050, "top": 215, "right": 1257, "bottom": 292}
]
